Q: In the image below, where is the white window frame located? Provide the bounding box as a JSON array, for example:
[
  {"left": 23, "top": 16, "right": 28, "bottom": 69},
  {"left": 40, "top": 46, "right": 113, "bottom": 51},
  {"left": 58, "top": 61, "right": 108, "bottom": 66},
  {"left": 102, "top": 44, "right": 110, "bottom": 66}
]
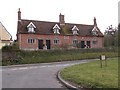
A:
[
  {"left": 27, "top": 22, "right": 36, "bottom": 33},
  {"left": 73, "top": 39, "right": 78, "bottom": 45},
  {"left": 28, "top": 27, "right": 35, "bottom": 33},
  {"left": 73, "top": 30, "right": 78, "bottom": 35},
  {"left": 53, "top": 28, "right": 60, "bottom": 34},
  {"left": 28, "top": 38, "right": 35, "bottom": 44},
  {"left": 53, "top": 24, "right": 60, "bottom": 34},
  {"left": 72, "top": 25, "right": 79, "bottom": 35},
  {"left": 92, "top": 26, "right": 98, "bottom": 35},
  {"left": 53, "top": 38, "right": 59, "bottom": 44}
]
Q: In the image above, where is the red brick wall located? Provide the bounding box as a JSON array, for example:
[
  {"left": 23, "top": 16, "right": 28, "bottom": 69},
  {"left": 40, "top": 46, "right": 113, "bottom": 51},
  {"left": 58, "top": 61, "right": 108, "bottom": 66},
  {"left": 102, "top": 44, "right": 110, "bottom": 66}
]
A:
[{"left": 18, "top": 34, "right": 104, "bottom": 50}]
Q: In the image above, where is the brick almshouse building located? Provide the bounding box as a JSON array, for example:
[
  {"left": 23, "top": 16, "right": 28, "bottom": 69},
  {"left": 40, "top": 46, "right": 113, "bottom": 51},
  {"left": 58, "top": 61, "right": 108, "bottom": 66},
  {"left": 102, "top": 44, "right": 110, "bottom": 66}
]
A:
[{"left": 17, "top": 8, "right": 104, "bottom": 50}]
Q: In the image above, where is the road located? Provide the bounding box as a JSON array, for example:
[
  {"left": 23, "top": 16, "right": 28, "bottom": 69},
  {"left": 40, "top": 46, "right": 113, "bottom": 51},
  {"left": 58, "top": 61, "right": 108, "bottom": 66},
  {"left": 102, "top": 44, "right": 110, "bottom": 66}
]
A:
[{"left": 2, "top": 59, "right": 96, "bottom": 88}]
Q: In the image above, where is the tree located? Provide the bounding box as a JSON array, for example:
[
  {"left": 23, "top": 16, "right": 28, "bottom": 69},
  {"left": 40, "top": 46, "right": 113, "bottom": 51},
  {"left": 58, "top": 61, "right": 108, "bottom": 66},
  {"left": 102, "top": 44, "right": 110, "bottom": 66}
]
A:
[
  {"left": 118, "top": 23, "right": 120, "bottom": 47},
  {"left": 104, "top": 25, "right": 118, "bottom": 47}
]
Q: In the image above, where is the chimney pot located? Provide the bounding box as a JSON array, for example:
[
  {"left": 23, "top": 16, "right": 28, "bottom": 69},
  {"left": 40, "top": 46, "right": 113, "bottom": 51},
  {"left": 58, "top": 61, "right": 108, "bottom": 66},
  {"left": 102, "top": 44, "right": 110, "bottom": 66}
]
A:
[
  {"left": 18, "top": 8, "right": 21, "bottom": 20},
  {"left": 94, "top": 17, "right": 97, "bottom": 26}
]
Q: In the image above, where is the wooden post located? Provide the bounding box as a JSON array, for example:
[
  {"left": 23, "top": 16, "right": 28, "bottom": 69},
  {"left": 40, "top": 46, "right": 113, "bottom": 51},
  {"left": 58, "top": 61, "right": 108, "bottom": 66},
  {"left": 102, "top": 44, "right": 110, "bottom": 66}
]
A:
[
  {"left": 105, "top": 57, "right": 107, "bottom": 67},
  {"left": 100, "top": 55, "right": 106, "bottom": 68},
  {"left": 100, "top": 59, "right": 102, "bottom": 68},
  {"left": 100, "top": 55, "right": 102, "bottom": 68}
]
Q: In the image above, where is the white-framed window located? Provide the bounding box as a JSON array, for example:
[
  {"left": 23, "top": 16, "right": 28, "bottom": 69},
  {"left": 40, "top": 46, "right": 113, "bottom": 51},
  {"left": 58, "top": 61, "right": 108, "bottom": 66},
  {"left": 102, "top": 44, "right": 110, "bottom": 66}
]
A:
[
  {"left": 53, "top": 28, "right": 60, "bottom": 34},
  {"left": 27, "top": 22, "right": 36, "bottom": 33},
  {"left": 73, "top": 30, "right": 78, "bottom": 35},
  {"left": 92, "top": 26, "right": 98, "bottom": 35},
  {"left": 73, "top": 39, "right": 78, "bottom": 45},
  {"left": 28, "top": 27, "right": 35, "bottom": 33},
  {"left": 28, "top": 39, "right": 35, "bottom": 44},
  {"left": 92, "top": 31, "right": 97, "bottom": 35},
  {"left": 72, "top": 25, "right": 79, "bottom": 35},
  {"left": 53, "top": 38, "right": 59, "bottom": 44},
  {"left": 53, "top": 24, "right": 60, "bottom": 34}
]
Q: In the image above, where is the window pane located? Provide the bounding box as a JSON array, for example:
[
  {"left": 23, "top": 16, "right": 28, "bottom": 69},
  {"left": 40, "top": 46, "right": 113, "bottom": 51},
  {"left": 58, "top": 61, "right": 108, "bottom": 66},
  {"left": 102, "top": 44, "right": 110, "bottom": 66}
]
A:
[
  {"left": 73, "top": 30, "right": 78, "bottom": 35},
  {"left": 28, "top": 39, "right": 30, "bottom": 43},
  {"left": 33, "top": 39, "right": 35, "bottom": 43},
  {"left": 28, "top": 27, "right": 35, "bottom": 33},
  {"left": 73, "top": 40, "right": 78, "bottom": 44},
  {"left": 54, "top": 39, "right": 59, "bottom": 44},
  {"left": 28, "top": 39, "right": 35, "bottom": 44},
  {"left": 53, "top": 29, "right": 60, "bottom": 34}
]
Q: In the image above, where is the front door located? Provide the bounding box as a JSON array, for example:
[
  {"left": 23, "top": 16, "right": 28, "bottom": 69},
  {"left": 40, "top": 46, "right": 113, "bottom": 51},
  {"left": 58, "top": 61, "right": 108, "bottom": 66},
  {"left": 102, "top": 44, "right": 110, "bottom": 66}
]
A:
[
  {"left": 87, "top": 41, "right": 91, "bottom": 48},
  {"left": 81, "top": 41, "right": 85, "bottom": 48},
  {"left": 38, "top": 39, "right": 43, "bottom": 49},
  {"left": 46, "top": 40, "right": 51, "bottom": 49}
]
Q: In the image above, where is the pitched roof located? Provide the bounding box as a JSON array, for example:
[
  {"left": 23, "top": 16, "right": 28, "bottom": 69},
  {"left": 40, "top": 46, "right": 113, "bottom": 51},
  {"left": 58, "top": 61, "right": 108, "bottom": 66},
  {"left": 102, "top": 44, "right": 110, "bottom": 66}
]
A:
[
  {"left": 17, "top": 19, "right": 103, "bottom": 37},
  {"left": 0, "top": 22, "right": 12, "bottom": 41}
]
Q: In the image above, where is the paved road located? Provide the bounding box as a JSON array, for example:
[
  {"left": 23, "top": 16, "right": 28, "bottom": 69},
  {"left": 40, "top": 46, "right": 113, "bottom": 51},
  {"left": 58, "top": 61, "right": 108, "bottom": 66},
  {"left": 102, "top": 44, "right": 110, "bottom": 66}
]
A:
[{"left": 2, "top": 59, "right": 96, "bottom": 88}]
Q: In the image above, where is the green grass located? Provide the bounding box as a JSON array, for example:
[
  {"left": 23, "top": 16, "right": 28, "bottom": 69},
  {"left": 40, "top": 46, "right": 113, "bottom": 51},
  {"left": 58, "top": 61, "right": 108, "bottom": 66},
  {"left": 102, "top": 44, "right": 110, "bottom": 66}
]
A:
[{"left": 61, "top": 58, "right": 118, "bottom": 88}]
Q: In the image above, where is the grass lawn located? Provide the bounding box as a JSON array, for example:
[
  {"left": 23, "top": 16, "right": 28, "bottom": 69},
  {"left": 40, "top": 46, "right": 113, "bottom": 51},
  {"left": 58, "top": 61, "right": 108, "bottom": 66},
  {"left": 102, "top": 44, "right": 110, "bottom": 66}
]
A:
[{"left": 61, "top": 58, "right": 118, "bottom": 88}]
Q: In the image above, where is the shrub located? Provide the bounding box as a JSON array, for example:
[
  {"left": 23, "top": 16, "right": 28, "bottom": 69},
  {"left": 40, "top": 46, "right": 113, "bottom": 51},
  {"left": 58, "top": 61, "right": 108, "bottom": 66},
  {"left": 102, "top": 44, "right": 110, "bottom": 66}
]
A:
[
  {"left": 2, "top": 47, "right": 118, "bottom": 66},
  {"left": 2, "top": 42, "right": 19, "bottom": 51}
]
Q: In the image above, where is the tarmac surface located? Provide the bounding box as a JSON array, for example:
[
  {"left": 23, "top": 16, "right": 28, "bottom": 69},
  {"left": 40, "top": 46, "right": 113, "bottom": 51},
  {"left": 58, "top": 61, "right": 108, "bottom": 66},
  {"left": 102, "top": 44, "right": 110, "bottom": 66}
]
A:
[{"left": 2, "top": 59, "right": 97, "bottom": 89}]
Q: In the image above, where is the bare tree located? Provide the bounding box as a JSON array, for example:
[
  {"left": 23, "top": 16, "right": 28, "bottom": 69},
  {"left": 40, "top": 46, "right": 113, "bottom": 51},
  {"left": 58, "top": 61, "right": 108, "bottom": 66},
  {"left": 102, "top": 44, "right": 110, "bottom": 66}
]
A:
[{"left": 104, "top": 25, "right": 118, "bottom": 47}]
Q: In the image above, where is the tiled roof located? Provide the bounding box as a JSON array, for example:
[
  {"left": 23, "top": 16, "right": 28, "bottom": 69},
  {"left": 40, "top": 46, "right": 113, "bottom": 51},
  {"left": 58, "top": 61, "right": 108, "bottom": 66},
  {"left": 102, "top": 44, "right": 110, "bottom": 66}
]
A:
[{"left": 17, "top": 19, "right": 104, "bottom": 36}]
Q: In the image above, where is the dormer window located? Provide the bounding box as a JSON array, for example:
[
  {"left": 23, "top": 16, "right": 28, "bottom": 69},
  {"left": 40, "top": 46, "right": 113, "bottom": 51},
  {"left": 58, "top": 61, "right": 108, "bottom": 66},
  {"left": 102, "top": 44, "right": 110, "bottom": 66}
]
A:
[
  {"left": 27, "top": 22, "right": 36, "bottom": 33},
  {"left": 72, "top": 25, "right": 79, "bottom": 35},
  {"left": 28, "top": 27, "right": 35, "bottom": 32},
  {"left": 92, "top": 30, "right": 97, "bottom": 35},
  {"left": 73, "top": 30, "right": 78, "bottom": 35},
  {"left": 53, "top": 24, "right": 60, "bottom": 34},
  {"left": 92, "top": 26, "right": 98, "bottom": 35}
]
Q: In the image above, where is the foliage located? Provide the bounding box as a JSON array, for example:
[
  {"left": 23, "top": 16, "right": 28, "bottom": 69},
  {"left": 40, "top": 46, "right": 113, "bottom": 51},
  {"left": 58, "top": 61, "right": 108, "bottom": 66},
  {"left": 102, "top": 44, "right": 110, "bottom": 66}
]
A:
[
  {"left": 118, "top": 23, "right": 120, "bottom": 46},
  {"left": 62, "top": 26, "right": 71, "bottom": 35},
  {"left": 104, "top": 25, "right": 118, "bottom": 47},
  {"left": 2, "top": 48, "right": 118, "bottom": 66},
  {"left": 2, "top": 50, "right": 23, "bottom": 65},
  {"left": 2, "top": 41, "right": 19, "bottom": 51},
  {"left": 61, "top": 58, "right": 118, "bottom": 88}
]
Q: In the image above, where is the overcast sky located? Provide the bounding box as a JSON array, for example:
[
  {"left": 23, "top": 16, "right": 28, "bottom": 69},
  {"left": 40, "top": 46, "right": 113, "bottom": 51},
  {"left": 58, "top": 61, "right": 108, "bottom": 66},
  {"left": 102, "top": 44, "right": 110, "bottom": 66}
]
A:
[
  {"left": 118, "top": 1, "right": 120, "bottom": 23},
  {"left": 0, "top": 0, "right": 119, "bottom": 40}
]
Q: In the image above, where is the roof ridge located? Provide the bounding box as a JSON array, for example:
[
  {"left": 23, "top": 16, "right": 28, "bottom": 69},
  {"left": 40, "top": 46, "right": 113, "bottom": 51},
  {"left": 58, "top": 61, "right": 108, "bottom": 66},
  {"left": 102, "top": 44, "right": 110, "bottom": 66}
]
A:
[
  {"left": 65, "top": 22, "right": 93, "bottom": 26},
  {"left": 21, "top": 19, "right": 94, "bottom": 26},
  {"left": 21, "top": 19, "right": 59, "bottom": 24}
]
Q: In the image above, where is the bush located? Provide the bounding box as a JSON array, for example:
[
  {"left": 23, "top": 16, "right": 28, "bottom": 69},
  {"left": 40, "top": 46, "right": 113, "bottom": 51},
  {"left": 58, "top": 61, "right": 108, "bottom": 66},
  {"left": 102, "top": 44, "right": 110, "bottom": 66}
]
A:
[
  {"left": 2, "top": 51, "right": 23, "bottom": 66},
  {"left": 2, "top": 42, "right": 19, "bottom": 51},
  {"left": 2, "top": 47, "right": 118, "bottom": 66}
]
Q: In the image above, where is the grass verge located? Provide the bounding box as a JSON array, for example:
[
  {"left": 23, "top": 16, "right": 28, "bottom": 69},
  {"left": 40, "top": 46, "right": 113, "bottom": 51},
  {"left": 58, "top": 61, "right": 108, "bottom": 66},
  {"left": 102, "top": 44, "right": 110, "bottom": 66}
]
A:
[{"left": 60, "top": 58, "right": 118, "bottom": 88}]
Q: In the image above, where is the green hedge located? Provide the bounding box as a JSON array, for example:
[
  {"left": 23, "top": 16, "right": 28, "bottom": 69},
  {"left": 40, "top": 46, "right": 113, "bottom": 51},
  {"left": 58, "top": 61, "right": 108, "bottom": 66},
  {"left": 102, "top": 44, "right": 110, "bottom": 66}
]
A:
[{"left": 2, "top": 47, "right": 118, "bottom": 66}]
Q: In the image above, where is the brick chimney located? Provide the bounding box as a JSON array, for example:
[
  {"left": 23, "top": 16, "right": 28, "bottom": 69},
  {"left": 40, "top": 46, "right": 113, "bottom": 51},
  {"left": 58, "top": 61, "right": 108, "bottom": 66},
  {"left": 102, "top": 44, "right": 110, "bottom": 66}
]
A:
[
  {"left": 59, "top": 13, "right": 65, "bottom": 25},
  {"left": 94, "top": 17, "right": 97, "bottom": 26},
  {"left": 18, "top": 8, "right": 21, "bottom": 20}
]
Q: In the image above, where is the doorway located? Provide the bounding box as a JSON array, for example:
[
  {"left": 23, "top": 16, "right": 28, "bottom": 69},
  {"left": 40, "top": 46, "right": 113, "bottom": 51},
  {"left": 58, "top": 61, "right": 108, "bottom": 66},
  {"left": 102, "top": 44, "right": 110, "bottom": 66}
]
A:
[
  {"left": 38, "top": 39, "right": 43, "bottom": 49},
  {"left": 81, "top": 41, "right": 85, "bottom": 48},
  {"left": 46, "top": 40, "right": 51, "bottom": 49},
  {"left": 87, "top": 41, "right": 91, "bottom": 48}
]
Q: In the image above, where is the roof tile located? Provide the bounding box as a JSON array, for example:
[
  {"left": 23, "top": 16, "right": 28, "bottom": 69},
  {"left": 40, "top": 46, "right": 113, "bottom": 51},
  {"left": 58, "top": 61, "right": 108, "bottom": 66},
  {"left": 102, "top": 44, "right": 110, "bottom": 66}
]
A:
[{"left": 17, "top": 19, "right": 103, "bottom": 36}]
